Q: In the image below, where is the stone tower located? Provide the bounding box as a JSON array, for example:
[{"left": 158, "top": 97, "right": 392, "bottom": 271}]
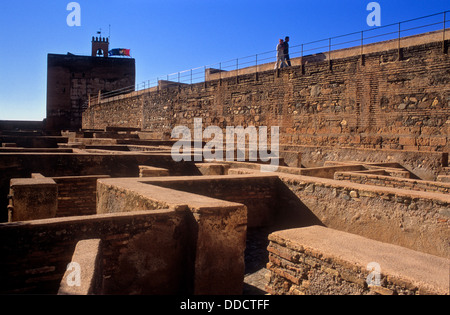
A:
[{"left": 46, "top": 37, "right": 135, "bottom": 131}]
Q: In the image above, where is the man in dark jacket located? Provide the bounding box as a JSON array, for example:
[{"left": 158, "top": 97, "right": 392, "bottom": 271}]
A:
[{"left": 284, "top": 36, "right": 291, "bottom": 67}]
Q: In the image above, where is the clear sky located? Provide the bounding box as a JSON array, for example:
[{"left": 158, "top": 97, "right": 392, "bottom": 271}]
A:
[{"left": 0, "top": 0, "right": 448, "bottom": 121}]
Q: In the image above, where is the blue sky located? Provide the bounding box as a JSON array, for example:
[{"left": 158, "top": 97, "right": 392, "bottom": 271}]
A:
[{"left": 0, "top": 1, "right": 448, "bottom": 121}]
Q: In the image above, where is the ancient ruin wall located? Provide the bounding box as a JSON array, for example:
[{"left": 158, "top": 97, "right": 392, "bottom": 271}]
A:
[
  {"left": 83, "top": 39, "right": 450, "bottom": 152},
  {"left": 0, "top": 210, "right": 189, "bottom": 295}
]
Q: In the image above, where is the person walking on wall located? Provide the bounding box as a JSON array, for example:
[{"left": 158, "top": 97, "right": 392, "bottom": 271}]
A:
[
  {"left": 274, "top": 39, "right": 288, "bottom": 69},
  {"left": 284, "top": 36, "right": 291, "bottom": 67}
]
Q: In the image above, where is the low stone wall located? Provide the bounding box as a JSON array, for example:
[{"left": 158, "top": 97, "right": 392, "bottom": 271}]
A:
[
  {"left": 0, "top": 152, "right": 200, "bottom": 222},
  {"left": 282, "top": 145, "right": 448, "bottom": 180},
  {"left": 139, "top": 165, "right": 170, "bottom": 177},
  {"left": 9, "top": 176, "right": 58, "bottom": 222},
  {"left": 96, "top": 176, "right": 248, "bottom": 294},
  {"left": 266, "top": 226, "right": 449, "bottom": 295},
  {"left": 276, "top": 173, "right": 450, "bottom": 258},
  {"left": 0, "top": 210, "right": 189, "bottom": 294},
  {"left": 58, "top": 239, "right": 103, "bottom": 295},
  {"left": 141, "top": 174, "right": 279, "bottom": 227},
  {"left": 334, "top": 171, "right": 450, "bottom": 194}
]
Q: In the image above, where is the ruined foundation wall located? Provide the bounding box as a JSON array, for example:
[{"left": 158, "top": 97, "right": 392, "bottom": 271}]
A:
[
  {"left": 0, "top": 210, "right": 189, "bottom": 295},
  {"left": 266, "top": 226, "right": 449, "bottom": 295},
  {"left": 83, "top": 39, "right": 450, "bottom": 154},
  {"left": 96, "top": 177, "right": 248, "bottom": 295},
  {"left": 144, "top": 175, "right": 279, "bottom": 227},
  {"left": 334, "top": 171, "right": 450, "bottom": 194},
  {"left": 0, "top": 153, "right": 200, "bottom": 222},
  {"left": 53, "top": 175, "right": 110, "bottom": 217},
  {"left": 276, "top": 173, "right": 450, "bottom": 258}
]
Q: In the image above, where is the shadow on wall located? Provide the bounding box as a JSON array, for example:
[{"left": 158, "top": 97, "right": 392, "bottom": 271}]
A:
[{"left": 274, "top": 179, "right": 325, "bottom": 230}]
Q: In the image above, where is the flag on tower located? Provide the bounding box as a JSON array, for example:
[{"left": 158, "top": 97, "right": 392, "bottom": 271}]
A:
[{"left": 108, "top": 48, "right": 131, "bottom": 57}]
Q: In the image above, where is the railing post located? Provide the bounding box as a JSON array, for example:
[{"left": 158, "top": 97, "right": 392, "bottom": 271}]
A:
[
  {"left": 255, "top": 54, "right": 258, "bottom": 81},
  {"left": 361, "top": 30, "right": 365, "bottom": 65},
  {"left": 444, "top": 11, "right": 447, "bottom": 54},
  {"left": 398, "top": 22, "right": 402, "bottom": 60},
  {"left": 328, "top": 38, "right": 332, "bottom": 70},
  {"left": 301, "top": 43, "right": 304, "bottom": 75},
  {"left": 236, "top": 58, "right": 239, "bottom": 84}
]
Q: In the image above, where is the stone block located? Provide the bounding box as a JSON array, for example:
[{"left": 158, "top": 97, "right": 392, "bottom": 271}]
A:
[
  {"left": 139, "top": 165, "right": 170, "bottom": 177},
  {"left": 399, "top": 137, "right": 416, "bottom": 146},
  {"left": 430, "top": 137, "right": 446, "bottom": 147},
  {"left": 58, "top": 239, "right": 103, "bottom": 295},
  {"left": 195, "top": 162, "right": 230, "bottom": 175},
  {"left": 9, "top": 177, "right": 58, "bottom": 222}
]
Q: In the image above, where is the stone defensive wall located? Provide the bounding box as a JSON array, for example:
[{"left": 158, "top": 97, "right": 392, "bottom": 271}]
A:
[{"left": 82, "top": 31, "right": 450, "bottom": 155}]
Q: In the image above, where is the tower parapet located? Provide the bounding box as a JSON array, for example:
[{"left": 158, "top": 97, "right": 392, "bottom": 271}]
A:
[{"left": 91, "top": 36, "right": 109, "bottom": 57}]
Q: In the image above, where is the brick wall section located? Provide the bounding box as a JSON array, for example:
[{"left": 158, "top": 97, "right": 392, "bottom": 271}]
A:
[
  {"left": 96, "top": 177, "right": 248, "bottom": 295},
  {"left": 52, "top": 175, "right": 110, "bottom": 217},
  {"left": 83, "top": 39, "right": 450, "bottom": 153}
]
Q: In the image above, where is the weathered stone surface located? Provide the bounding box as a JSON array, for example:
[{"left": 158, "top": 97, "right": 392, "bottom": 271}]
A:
[
  {"left": 266, "top": 226, "right": 450, "bottom": 295},
  {"left": 9, "top": 177, "right": 58, "bottom": 221}
]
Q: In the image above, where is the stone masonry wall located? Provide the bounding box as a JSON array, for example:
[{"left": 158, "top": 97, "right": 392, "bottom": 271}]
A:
[
  {"left": 144, "top": 175, "right": 279, "bottom": 227},
  {"left": 266, "top": 226, "right": 449, "bottom": 295},
  {"left": 276, "top": 173, "right": 450, "bottom": 258},
  {"left": 334, "top": 171, "right": 450, "bottom": 194},
  {"left": 0, "top": 210, "right": 190, "bottom": 294},
  {"left": 83, "top": 38, "right": 450, "bottom": 153}
]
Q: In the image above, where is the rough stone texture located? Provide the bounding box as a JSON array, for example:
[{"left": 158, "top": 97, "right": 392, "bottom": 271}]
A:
[
  {"left": 266, "top": 226, "right": 449, "bottom": 295},
  {"left": 96, "top": 176, "right": 248, "bottom": 294},
  {"left": 277, "top": 173, "right": 450, "bottom": 258},
  {"left": 334, "top": 171, "right": 450, "bottom": 194},
  {"left": 0, "top": 152, "right": 200, "bottom": 222},
  {"left": 143, "top": 174, "right": 278, "bottom": 228},
  {"left": 9, "top": 177, "right": 58, "bottom": 221},
  {"left": 196, "top": 162, "right": 230, "bottom": 175},
  {"left": 0, "top": 209, "right": 189, "bottom": 295},
  {"left": 52, "top": 175, "right": 110, "bottom": 217}
]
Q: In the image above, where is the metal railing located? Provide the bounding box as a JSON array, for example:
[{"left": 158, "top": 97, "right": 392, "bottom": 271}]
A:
[{"left": 87, "top": 10, "right": 449, "bottom": 106}]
